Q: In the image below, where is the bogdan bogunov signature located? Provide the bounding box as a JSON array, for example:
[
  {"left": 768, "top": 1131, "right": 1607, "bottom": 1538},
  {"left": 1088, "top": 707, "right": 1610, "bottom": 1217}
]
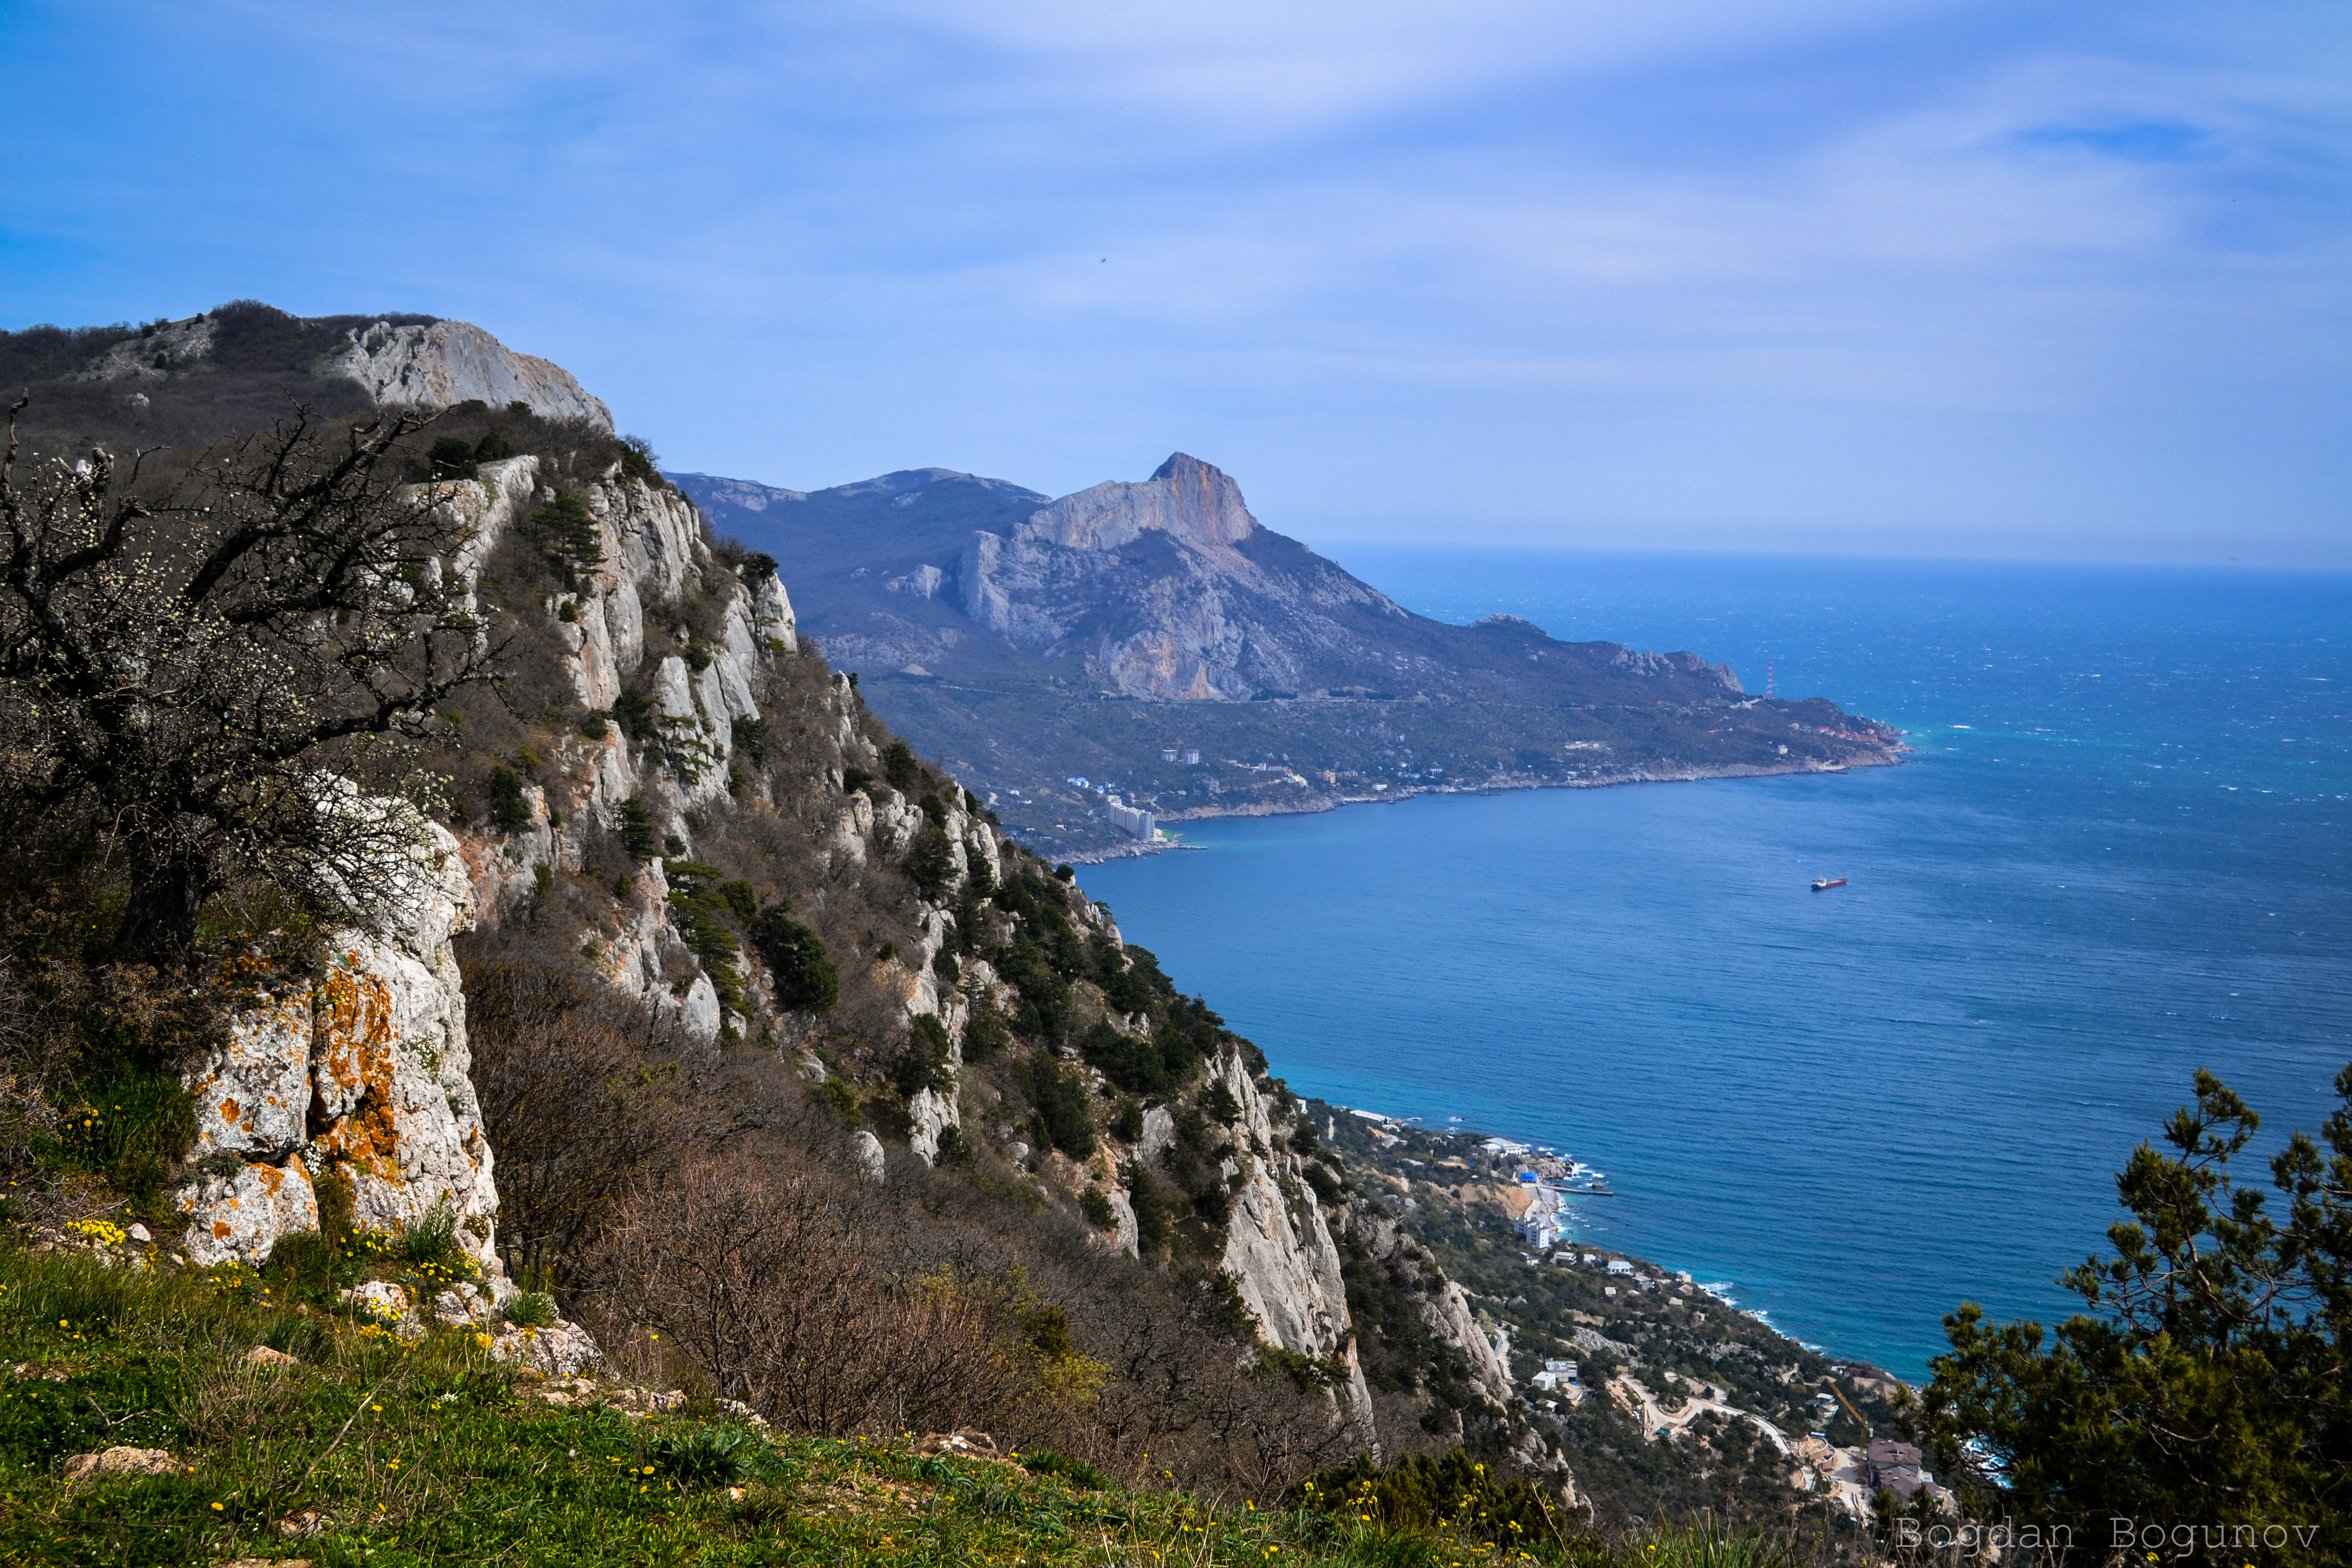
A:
[{"left": 1891, "top": 1517, "right": 2325, "bottom": 1558}]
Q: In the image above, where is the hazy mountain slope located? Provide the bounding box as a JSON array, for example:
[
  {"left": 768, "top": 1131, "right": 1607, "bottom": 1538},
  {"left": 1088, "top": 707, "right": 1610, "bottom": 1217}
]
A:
[{"left": 676, "top": 456, "right": 1902, "bottom": 857}]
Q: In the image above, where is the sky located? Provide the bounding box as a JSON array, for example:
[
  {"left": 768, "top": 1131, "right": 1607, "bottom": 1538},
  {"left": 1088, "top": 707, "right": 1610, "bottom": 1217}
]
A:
[{"left": 3, "top": 2, "right": 2346, "bottom": 565}]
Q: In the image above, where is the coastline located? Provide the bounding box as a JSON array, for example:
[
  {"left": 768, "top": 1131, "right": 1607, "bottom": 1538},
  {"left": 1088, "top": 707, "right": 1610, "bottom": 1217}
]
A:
[
  {"left": 1061, "top": 745, "right": 1905, "bottom": 864},
  {"left": 1318, "top": 1094, "right": 1915, "bottom": 1390}
]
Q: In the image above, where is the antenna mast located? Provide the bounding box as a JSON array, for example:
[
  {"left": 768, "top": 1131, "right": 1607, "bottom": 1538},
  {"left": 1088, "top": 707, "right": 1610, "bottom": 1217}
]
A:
[{"left": 1766, "top": 660, "right": 1774, "bottom": 699}]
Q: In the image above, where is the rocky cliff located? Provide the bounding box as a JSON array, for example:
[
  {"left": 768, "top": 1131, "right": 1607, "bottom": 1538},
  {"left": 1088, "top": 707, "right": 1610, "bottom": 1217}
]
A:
[
  {"left": 1209, "top": 1050, "right": 1377, "bottom": 1438},
  {"left": 179, "top": 814, "right": 487, "bottom": 1271},
  {"left": 46, "top": 304, "right": 609, "bottom": 430},
  {"left": 334, "top": 320, "right": 614, "bottom": 429}
]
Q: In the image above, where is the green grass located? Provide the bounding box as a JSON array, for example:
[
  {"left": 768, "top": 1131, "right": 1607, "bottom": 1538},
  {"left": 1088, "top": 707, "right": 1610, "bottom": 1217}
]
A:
[{"left": 0, "top": 1243, "right": 1783, "bottom": 1566}]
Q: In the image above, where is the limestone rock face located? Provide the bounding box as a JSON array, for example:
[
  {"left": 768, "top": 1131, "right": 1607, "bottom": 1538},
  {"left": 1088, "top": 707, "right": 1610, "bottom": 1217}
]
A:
[
  {"left": 1211, "top": 1051, "right": 1374, "bottom": 1435},
  {"left": 179, "top": 818, "right": 498, "bottom": 1272},
  {"left": 907, "top": 1087, "right": 959, "bottom": 1166},
  {"left": 426, "top": 454, "right": 813, "bottom": 1045},
  {"left": 491, "top": 1321, "right": 603, "bottom": 1377},
  {"left": 1020, "top": 452, "right": 1260, "bottom": 553},
  {"left": 1107, "top": 1186, "right": 1140, "bottom": 1259},
  {"left": 953, "top": 453, "right": 1407, "bottom": 701},
  {"left": 332, "top": 320, "right": 614, "bottom": 429},
  {"left": 1137, "top": 1105, "right": 1176, "bottom": 1168},
  {"left": 176, "top": 1158, "right": 319, "bottom": 1268}
]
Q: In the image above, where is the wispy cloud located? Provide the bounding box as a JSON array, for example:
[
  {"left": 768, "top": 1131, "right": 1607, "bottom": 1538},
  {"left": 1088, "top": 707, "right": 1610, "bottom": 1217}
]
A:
[{"left": 1, "top": 0, "right": 2345, "bottom": 562}]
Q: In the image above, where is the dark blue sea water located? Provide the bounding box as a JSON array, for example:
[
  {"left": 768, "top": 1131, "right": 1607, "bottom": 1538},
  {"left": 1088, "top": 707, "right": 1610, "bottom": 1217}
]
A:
[{"left": 1080, "top": 551, "right": 2352, "bottom": 1381}]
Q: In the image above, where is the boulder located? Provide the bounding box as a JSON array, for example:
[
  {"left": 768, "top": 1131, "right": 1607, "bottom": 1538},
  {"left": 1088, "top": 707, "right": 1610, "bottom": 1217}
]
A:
[
  {"left": 63, "top": 1447, "right": 182, "bottom": 1480},
  {"left": 489, "top": 1321, "right": 603, "bottom": 1378}
]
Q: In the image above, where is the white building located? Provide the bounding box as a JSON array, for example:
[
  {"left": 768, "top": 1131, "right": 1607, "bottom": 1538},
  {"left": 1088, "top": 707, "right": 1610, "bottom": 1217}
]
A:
[
  {"left": 1532, "top": 1358, "right": 1580, "bottom": 1391},
  {"left": 1106, "top": 796, "right": 1157, "bottom": 840}
]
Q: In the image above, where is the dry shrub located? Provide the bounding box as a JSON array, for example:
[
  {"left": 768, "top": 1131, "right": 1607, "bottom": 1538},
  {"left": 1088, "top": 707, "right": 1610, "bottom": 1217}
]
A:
[
  {"left": 463, "top": 946, "right": 682, "bottom": 1284},
  {"left": 582, "top": 1157, "right": 1019, "bottom": 1436}
]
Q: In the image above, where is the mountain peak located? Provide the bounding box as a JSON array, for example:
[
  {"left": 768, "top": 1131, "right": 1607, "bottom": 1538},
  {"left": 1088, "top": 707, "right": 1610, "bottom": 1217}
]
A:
[{"left": 1020, "top": 452, "right": 1259, "bottom": 553}]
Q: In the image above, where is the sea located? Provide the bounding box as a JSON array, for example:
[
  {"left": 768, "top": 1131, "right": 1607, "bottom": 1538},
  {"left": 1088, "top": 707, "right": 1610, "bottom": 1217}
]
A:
[{"left": 1079, "top": 550, "right": 2352, "bottom": 1382}]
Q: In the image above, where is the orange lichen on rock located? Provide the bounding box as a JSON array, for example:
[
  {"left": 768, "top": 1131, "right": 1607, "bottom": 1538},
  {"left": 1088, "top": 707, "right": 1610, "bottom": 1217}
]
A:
[{"left": 308, "top": 961, "right": 406, "bottom": 1184}]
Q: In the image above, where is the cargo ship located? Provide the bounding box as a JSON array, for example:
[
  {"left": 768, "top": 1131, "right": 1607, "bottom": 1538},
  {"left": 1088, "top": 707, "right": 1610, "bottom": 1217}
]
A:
[{"left": 1811, "top": 876, "right": 1848, "bottom": 891}]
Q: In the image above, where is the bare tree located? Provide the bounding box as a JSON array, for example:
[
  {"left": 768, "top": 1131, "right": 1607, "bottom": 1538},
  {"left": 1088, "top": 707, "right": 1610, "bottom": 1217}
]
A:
[{"left": 0, "top": 397, "right": 498, "bottom": 960}]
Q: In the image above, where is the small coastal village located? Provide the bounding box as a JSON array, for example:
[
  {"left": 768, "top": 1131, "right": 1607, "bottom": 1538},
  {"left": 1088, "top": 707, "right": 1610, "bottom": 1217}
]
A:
[{"left": 1310, "top": 1105, "right": 1937, "bottom": 1533}]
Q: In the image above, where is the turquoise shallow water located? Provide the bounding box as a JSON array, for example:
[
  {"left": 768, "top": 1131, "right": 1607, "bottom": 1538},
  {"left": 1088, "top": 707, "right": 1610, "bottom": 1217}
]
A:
[{"left": 1079, "top": 551, "right": 2352, "bottom": 1380}]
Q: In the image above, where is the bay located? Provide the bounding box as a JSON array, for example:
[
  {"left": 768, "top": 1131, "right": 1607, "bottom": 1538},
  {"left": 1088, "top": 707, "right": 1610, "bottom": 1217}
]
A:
[{"left": 1078, "top": 550, "right": 2352, "bottom": 1380}]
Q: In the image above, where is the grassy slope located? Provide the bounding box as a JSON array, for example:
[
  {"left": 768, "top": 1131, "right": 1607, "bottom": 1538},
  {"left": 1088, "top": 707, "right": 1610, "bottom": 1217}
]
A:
[{"left": 0, "top": 1247, "right": 1737, "bottom": 1568}]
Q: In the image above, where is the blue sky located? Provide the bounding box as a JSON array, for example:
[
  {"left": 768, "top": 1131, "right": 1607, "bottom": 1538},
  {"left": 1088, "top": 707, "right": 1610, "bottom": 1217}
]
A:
[{"left": 4, "top": 2, "right": 2346, "bottom": 564}]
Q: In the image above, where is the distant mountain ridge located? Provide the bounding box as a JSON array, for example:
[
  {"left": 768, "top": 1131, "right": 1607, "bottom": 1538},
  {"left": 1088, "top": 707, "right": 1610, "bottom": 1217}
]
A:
[{"left": 673, "top": 456, "right": 1897, "bottom": 857}]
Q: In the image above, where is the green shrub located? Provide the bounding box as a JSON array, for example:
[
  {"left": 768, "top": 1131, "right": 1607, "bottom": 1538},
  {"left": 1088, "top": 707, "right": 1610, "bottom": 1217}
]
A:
[
  {"left": 881, "top": 740, "right": 921, "bottom": 793},
  {"left": 612, "top": 683, "right": 657, "bottom": 742},
  {"left": 531, "top": 491, "right": 605, "bottom": 580},
  {"left": 618, "top": 434, "right": 662, "bottom": 485},
  {"left": 961, "top": 1000, "right": 1011, "bottom": 1065},
  {"left": 428, "top": 435, "right": 478, "bottom": 480},
  {"left": 489, "top": 764, "right": 532, "bottom": 834},
  {"left": 752, "top": 905, "right": 838, "bottom": 1014},
  {"left": 1079, "top": 1186, "right": 1116, "bottom": 1231},
  {"left": 1016, "top": 1051, "right": 1094, "bottom": 1160},
  {"left": 664, "top": 862, "right": 751, "bottom": 1018},
  {"left": 842, "top": 766, "right": 875, "bottom": 794},
  {"left": 819, "top": 1077, "right": 861, "bottom": 1128},
  {"left": 1287, "top": 1447, "right": 1582, "bottom": 1554},
  {"left": 617, "top": 795, "right": 660, "bottom": 861},
  {"left": 1109, "top": 1101, "right": 1144, "bottom": 1143},
  {"left": 650, "top": 1423, "right": 764, "bottom": 1487},
  {"left": 1127, "top": 1168, "right": 1169, "bottom": 1259},
  {"left": 263, "top": 1168, "right": 363, "bottom": 1302},
  {"left": 391, "top": 1196, "right": 472, "bottom": 1280},
  {"left": 895, "top": 1015, "right": 953, "bottom": 1099},
  {"left": 906, "top": 826, "right": 958, "bottom": 901},
  {"left": 500, "top": 1290, "right": 558, "bottom": 1329}
]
